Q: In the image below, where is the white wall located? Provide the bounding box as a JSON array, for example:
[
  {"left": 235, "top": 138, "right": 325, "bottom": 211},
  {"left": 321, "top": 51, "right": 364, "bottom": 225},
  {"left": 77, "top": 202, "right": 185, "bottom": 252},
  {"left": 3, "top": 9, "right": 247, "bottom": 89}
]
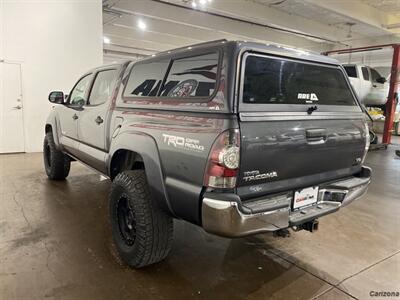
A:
[{"left": 0, "top": 0, "right": 102, "bottom": 152}]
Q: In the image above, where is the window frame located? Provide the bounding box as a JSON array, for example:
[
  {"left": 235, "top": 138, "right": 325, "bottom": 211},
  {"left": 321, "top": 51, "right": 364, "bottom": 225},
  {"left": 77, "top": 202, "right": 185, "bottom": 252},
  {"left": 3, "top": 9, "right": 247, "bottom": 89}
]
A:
[
  {"left": 121, "top": 49, "right": 222, "bottom": 103},
  {"left": 86, "top": 68, "right": 118, "bottom": 107},
  {"left": 238, "top": 52, "right": 361, "bottom": 113},
  {"left": 67, "top": 73, "right": 93, "bottom": 107}
]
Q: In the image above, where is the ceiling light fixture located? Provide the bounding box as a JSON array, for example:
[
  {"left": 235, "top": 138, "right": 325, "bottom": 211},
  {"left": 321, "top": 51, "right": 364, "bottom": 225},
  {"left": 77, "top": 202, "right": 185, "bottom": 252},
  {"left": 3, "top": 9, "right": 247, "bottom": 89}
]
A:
[
  {"left": 191, "top": 1, "right": 197, "bottom": 8},
  {"left": 103, "top": 36, "right": 111, "bottom": 44},
  {"left": 199, "top": 0, "right": 207, "bottom": 5},
  {"left": 137, "top": 19, "right": 147, "bottom": 30},
  {"left": 345, "top": 22, "right": 355, "bottom": 39}
]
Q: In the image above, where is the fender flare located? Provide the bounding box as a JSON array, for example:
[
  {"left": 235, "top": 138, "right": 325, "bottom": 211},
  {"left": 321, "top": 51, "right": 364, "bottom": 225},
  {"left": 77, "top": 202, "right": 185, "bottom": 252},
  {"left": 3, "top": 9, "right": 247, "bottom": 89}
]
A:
[
  {"left": 107, "top": 131, "right": 175, "bottom": 216},
  {"left": 45, "top": 110, "right": 61, "bottom": 148}
]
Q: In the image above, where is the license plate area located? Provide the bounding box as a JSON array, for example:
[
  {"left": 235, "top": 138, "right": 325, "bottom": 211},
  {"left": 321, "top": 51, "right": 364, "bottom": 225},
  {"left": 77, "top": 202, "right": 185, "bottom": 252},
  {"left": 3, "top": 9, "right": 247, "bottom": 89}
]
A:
[{"left": 293, "top": 186, "right": 319, "bottom": 210}]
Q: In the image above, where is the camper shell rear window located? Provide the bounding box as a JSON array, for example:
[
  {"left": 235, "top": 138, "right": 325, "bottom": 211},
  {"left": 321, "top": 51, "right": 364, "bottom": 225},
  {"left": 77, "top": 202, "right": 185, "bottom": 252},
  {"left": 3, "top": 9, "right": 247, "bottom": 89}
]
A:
[{"left": 241, "top": 54, "right": 357, "bottom": 108}]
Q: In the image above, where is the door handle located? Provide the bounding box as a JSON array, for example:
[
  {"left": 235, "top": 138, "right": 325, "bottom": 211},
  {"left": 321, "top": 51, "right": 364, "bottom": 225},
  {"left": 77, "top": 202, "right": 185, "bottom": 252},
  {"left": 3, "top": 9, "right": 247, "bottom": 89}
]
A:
[
  {"left": 72, "top": 114, "right": 78, "bottom": 120},
  {"left": 95, "top": 116, "right": 104, "bottom": 124},
  {"left": 12, "top": 105, "right": 22, "bottom": 110},
  {"left": 306, "top": 128, "right": 327, "bottom": 145}
]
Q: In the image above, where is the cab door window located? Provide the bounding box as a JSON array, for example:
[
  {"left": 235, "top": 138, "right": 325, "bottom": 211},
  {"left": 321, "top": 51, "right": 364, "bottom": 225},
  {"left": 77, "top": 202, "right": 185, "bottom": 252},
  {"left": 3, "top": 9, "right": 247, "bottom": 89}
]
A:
[
  {"left": 69, "top": 75, "right": 92, "bottom": 105},
  {"left": 370, "top": 68, "right": 382, "bottom": 83},
  {"left": 88, "top": 69, "right": 118, "bottom": 105}
]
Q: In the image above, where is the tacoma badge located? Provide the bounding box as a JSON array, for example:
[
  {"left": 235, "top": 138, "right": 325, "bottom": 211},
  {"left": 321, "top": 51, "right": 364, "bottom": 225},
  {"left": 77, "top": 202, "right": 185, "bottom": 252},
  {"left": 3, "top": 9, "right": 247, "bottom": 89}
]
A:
[{"left": 243, "top": 170, "right": 278, "bottom": 182}]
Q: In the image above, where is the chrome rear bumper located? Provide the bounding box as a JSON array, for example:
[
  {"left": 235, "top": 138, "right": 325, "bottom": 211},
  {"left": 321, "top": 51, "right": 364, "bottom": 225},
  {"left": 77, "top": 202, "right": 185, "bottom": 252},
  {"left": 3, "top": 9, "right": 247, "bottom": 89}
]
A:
[{"left": 202, "top": 166, "right": 371, "bottom": 237}]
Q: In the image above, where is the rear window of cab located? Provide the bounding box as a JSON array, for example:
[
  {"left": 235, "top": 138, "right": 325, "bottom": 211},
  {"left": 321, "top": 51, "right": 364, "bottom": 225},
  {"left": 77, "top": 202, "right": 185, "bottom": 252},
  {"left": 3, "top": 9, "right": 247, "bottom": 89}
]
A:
[
  {"left": 123, "top": 52, "right": 219, "bottom": 100},
  {"left": 242, "top": 54, "right": 357, "bottom": 106},
  {"left": 344, "top": 65, "right": 357, "bottom": 78}
]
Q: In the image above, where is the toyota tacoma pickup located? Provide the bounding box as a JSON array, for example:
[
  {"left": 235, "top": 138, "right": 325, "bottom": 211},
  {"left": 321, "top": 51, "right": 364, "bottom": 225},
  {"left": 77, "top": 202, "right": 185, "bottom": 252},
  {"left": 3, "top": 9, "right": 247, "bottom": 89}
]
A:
[{"left": 44, "top": 40, "right": 371, "bottom": 268}]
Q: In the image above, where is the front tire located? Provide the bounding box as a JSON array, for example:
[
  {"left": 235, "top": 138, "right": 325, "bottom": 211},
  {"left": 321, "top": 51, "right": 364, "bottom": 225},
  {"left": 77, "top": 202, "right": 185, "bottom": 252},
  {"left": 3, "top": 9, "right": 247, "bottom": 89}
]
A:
[
  {"left": 43, "top": 132, "right": 70, "bottom": 180},
  {"left": 109, "top": 170, "right": 173, "bottom": 268}
]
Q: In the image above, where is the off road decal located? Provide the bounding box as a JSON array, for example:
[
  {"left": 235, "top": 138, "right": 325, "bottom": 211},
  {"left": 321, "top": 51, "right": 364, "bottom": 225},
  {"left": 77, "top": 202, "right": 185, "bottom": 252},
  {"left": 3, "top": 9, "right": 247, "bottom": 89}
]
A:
[
  {"left": 172, "top": 63, "right": 217, "bottom": 80},
  {"left": 130, "top": 64, "right": 217, "bottom": 97},
  {"left": 162, "top": 134, "right": 205, "bottom": 152}
]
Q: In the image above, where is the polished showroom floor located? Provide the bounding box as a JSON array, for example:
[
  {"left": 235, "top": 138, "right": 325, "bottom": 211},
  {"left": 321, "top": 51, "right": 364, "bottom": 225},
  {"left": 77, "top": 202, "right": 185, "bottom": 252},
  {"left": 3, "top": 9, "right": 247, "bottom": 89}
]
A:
[{"left": 0, "top": 143, "right": 399, "bottom": 300}]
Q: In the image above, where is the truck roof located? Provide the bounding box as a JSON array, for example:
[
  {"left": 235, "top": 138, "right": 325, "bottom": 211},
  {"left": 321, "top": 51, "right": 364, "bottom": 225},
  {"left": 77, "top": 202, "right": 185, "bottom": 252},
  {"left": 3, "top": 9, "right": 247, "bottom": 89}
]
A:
[
  {"left": 231, "top": 40, "right": 339, "bottom": 65},
  {"left": 117, "top": 39, "right": 339, "bottom": 67}
]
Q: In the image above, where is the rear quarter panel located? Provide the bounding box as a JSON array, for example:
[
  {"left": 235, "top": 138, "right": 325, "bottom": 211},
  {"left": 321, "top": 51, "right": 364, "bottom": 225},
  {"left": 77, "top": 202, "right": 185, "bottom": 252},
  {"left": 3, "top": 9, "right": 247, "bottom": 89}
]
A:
[{"left": 111, "top": 109, "right": 237, "bottom": 224}]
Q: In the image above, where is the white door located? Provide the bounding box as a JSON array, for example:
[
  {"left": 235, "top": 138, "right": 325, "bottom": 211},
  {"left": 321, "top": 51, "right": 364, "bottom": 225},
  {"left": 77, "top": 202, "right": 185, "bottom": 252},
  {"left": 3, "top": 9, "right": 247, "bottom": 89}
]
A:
[{"left": 0, "top": 62, "right": 25, "bottom": 153}]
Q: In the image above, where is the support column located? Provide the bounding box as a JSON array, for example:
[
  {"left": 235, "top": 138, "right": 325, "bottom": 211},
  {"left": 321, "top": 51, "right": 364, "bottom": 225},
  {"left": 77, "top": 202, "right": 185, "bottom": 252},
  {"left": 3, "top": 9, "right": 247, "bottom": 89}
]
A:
[{"left": 382, "top": 45, "right": 400, "bottom": 144}]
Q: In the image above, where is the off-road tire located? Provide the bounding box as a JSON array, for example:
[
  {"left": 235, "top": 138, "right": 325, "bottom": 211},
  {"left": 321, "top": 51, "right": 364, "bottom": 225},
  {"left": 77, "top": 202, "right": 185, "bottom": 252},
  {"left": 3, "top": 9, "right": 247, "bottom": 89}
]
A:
[
  {"left": 43, "top": 132, "right": 70, "bottom": 180},
  {"left": 109, "top": 170, "right": 173, "bottom": 268}
]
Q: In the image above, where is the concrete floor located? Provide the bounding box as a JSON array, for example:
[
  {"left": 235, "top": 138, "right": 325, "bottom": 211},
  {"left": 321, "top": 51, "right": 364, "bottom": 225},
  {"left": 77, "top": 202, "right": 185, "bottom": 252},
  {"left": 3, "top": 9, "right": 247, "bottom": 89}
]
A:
[{"left": 0, "top": 145, "right": 399, "bottom": 300}]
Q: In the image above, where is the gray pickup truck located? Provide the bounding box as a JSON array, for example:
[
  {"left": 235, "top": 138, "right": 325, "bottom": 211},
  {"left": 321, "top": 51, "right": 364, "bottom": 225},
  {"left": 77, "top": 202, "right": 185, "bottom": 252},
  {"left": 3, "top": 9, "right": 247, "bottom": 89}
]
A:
[{"left": 44, "top": 40, "right": 371, "bottom": 268}]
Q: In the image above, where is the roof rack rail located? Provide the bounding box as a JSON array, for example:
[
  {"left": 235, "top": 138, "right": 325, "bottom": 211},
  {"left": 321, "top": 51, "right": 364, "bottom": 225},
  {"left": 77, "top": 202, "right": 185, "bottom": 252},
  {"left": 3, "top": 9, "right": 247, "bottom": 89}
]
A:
[{"left": 157, "top": 39, "right": 228, "bottom": 55}]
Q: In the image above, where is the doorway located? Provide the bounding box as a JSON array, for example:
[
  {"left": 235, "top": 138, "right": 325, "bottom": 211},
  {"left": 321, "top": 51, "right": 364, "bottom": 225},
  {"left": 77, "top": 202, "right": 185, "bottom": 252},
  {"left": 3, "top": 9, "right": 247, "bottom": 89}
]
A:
[{"left": 0, "top": 62, "right": 25, "bottom": 153}]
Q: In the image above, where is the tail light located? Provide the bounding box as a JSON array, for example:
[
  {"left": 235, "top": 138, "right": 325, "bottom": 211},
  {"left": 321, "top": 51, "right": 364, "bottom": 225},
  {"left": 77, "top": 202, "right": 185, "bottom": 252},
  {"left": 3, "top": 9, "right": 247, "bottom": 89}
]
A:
[{"left": 204, "top": 129, "right": 240, "bottom": 189}]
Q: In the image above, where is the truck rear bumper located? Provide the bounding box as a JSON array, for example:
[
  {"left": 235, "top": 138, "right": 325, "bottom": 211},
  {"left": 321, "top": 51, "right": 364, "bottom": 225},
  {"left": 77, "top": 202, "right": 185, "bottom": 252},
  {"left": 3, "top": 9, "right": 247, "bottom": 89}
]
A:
[{"left": 201, "top": 166, "right": 371, "bottom": 237}]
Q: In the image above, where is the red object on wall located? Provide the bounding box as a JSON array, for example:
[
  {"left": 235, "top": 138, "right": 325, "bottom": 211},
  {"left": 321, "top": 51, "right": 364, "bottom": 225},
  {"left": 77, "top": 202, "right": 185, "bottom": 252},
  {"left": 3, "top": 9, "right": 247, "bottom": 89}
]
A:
[{"left": 383, "top": 45, "right": 400, "bottom": 144}]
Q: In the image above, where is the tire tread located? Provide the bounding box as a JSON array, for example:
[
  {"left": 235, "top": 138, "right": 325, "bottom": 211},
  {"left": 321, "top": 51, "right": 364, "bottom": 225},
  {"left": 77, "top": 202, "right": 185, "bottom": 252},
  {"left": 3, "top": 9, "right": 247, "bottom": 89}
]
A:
[
  {"left": 43, "top": 132, "right": 70, "bottom": 180},
  {"left": 110, "top": 170, "right": 173, "bottom": 268}
]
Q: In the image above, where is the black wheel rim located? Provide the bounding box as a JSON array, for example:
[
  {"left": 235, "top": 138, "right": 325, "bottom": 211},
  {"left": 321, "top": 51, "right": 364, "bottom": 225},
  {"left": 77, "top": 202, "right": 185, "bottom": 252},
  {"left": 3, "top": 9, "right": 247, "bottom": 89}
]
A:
[
  {"left": 117, "top": 195, "right": 136, "bottom": 246},
  {"left": 45, "top": 142, "right": 51, "bottom": 168}
]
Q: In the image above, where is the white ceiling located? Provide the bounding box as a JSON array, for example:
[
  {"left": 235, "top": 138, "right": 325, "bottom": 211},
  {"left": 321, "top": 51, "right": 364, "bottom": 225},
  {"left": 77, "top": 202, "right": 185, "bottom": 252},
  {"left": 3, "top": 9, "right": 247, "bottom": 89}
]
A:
[
  {"left": 252, "top": 0, "right": 390, "bottom": 37},
  {"left": 103, "top": 0, "right": 400, "bottom": 61}
]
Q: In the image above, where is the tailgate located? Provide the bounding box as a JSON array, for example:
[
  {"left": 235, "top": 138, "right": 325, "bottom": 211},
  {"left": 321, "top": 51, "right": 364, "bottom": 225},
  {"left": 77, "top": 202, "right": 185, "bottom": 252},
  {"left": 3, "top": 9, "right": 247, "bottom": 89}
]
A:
[
  {"left": 237, "top": 116, "right": 366, "bottom": 198},
  {"left": 237, "top": 52, "right": 367, "bottom": 199}
]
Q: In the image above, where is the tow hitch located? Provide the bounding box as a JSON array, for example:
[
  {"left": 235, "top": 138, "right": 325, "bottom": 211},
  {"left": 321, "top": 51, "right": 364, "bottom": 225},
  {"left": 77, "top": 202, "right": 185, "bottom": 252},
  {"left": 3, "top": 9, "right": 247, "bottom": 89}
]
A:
[
  {"left": 292, "top": 219, "right": 319, "bottom": 233},
  {"left": 274, "top": 219, "right": 319, "bottom": 238}
]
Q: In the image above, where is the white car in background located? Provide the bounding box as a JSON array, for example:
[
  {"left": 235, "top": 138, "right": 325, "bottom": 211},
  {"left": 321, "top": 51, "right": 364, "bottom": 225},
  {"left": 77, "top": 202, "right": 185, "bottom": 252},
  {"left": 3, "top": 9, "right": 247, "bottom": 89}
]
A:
[{"left": 343, "top": 64, "right": 389, "bottom": 107}]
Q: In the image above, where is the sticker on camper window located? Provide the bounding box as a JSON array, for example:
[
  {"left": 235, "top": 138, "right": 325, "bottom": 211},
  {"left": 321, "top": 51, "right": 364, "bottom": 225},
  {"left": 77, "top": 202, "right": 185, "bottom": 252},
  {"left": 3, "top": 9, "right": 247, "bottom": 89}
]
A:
[
  {"left": 168, "top": 79, "right": 198, "bottom": 98},
  {"left": 297, "top": 93, "right": 319, "bottom": 103}
]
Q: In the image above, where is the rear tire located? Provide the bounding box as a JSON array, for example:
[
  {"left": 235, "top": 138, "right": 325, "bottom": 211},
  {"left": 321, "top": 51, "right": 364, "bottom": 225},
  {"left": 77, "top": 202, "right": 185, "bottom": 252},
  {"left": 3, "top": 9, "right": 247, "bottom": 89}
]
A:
[
  {"left": 109, "top": 170, "right": 173, "bottom": 268},
  {"left": 43, "top": 132, "right": 70, "bottom": 180}
]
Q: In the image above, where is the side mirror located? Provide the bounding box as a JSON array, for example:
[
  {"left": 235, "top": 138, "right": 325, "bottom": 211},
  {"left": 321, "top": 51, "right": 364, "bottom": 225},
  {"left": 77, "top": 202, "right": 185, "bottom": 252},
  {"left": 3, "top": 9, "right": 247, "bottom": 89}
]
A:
[
  {"left": 376, "top": 77, "right": 386, "bottom": 84},
  {"left": 48, "top": 91, "right": 64, "bottom": 104}
]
